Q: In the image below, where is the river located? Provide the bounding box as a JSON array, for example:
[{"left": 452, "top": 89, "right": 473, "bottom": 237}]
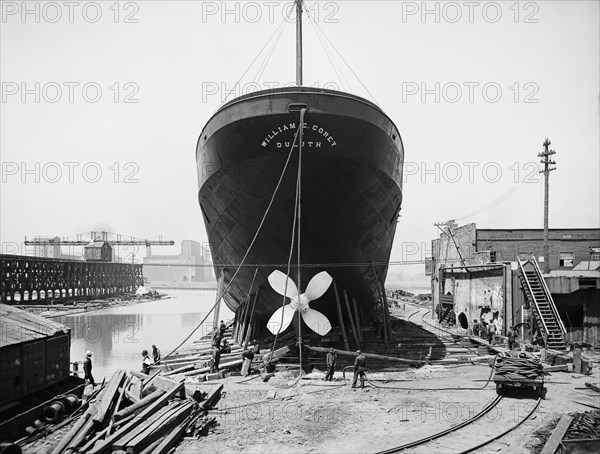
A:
[{"left": 56, "top": 289, "right": 233, "bottom": 382}]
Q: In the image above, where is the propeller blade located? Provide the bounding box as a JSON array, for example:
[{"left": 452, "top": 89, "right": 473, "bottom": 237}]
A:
[
  {"left": 266, "top": 304, "right": 296, "bottom": 335},
  {"left": 268, "top": 270, "right": 298, "bottom": 298},
  {"left": 301, "top": 308, "right": 332, "bottom": 336},
  {"left": 304, "top": 271, "right": 333, "bottom": 301}
]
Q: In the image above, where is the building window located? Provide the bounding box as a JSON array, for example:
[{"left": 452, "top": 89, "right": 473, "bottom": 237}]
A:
[
  {"left": 591, "top": 249, "right": 600, "bottom": 261},
  {"left": 559, "top": 252, "right": 574, "bottom": 267},
  {"left": 490, "top": 251, "right": 497, "bottom": 262}
]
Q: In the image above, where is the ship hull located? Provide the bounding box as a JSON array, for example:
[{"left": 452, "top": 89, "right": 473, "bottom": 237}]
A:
[{"left": 197, "top": 88, "right": 404, "bottom": 336}]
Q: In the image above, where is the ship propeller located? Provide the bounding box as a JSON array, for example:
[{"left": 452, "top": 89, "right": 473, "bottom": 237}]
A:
[{"left": 266, "top": 270, "right": 333, "bottom": 336}]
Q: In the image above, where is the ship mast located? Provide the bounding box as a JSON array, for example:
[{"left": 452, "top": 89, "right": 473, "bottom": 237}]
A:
[{"left": 296, "top": 0, "right": 303, "bottom": 86}]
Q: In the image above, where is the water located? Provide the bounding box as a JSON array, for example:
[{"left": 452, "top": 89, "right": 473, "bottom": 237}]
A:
[{"left": 56, "top": 289, "right": 234, "bottom": 381}]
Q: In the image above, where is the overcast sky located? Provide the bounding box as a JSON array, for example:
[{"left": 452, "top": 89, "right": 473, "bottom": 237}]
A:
[{"left": 1, "top": 1, "right": 598, "bottom": 272}]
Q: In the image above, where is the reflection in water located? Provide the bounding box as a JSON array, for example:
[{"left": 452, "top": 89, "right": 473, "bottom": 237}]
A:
[{"left": 57, "top": 290, "right": 233, "bottom": 381}]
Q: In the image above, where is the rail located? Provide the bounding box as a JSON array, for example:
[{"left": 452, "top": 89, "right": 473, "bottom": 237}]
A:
[
  {"left": 530, "top": 257, "right": 566, "bottom": 334},
  {"left": 517, "top": 257, "right": 550, "bottom": 336}
]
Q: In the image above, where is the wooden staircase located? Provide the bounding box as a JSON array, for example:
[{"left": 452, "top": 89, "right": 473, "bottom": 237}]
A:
[{"left": 518, "top": 257, "right": 567, "bottom": 351}]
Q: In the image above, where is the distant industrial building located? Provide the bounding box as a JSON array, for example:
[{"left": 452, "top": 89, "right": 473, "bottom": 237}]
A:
[
  {"left": 143, "top": 240, "right": 213, "bottom": 283},
  {"left": 428, "top": 223, "right": 600, "bottom": 345}
]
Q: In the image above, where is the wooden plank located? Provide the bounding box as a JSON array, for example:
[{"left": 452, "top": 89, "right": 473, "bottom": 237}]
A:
[
  {"left": 539, "top": 415, "right": 573, "bottom": 454},
  {"left": 126, "top": 402, "right": 193, "bottom": 453},
  {"left": 92, "top": 369, "right": 127, "bottom": 424},
  {"left": 112, "top": 404, "right": 178, "bottom": 450},
  {"left": 113, "top": 388, "right": 165, "bottom": 421},
  {"left": 333, "top": 283, "right": 350, "bottom": 351},
  {"left": 149, "top": 416, "right": 192, "bottom": 454},
  {"left": 543, "top": 365, "right": 569, "bottom": 372},
  {"left": 352, "top": 296, "right": 363, "bottom": 343},
  {"left": 343, "top": 288, "right": 360, "bottom": 349},
  {"left": 307, "top": 346, "right": 424, "bottom": 366},
  {"left": 200, "top": 384, "right": 223, "bottom": 410},
  {"left": 244, "top": 286, "right": 260, "bottom": 350},
  {"left": 87, "top": 381, "right": 184, "bottom": 454},
  {"left": 212, "top": 273, "right": 224, "bottom": 331}
]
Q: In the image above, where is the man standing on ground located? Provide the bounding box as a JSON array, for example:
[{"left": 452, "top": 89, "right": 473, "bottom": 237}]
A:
[
  {"left": 142, "top": 350, "right": 152, "bottom": 374},
  {"left": 152, "top": 344, "right": 161, "bottom": 364},
  {"left": 324, "top": 347, "right": 337, "bottom": 381},
  {"left": 352, "top": 350, "right": 366, "bottom": 389},
  {"left": 83, "top": 350, "right": 95, "bottom": 385},
  {"left": 472, "top": 320, "right": 480, "bottom": 337},
  {"left": 507, "top": 326, "right": 516, "bottom": 350},
  {"left": 488, "top": 322, "right": 496, "bottom": 344},
  {"left": 210, "top": 345, "right": 221, "bottom": 373}
]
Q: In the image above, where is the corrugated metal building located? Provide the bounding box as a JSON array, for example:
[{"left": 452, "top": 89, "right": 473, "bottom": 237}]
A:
[{"left": 0, "top": 304, "right": 71, "bottom": 406}]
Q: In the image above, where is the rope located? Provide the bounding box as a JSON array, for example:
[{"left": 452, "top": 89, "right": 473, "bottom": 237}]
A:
[
  {"left": 303, "top": 6, "right": 349, "bottom": 91},
  {"left": 220, "top": 18, "right": 288, "bottom": 107},
  {"left": 309, "top": 16, "right": 379, "bottom": 105},
  {"left": 254, "top": 15, "right": 290, "bottom": 83},
  {"left": 163, "top": 114, "right": 307, "bottom": 360}
]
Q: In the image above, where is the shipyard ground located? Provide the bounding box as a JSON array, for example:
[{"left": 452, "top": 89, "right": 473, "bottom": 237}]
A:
[
  {"left": 174, "top": 303, "right": 600, "bottom": 454},
  {"left": 24, "top": 301, "right": 599, "bottom": 453}
]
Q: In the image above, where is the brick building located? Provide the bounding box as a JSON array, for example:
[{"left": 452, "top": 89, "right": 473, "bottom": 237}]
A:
[{"left": 429, "top": 223, "right": 599, "bottom": 345}]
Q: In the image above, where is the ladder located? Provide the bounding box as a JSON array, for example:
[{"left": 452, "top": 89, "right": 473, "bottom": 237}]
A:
[{"left": 517, "top": 257, "right": 567, "bottom": 351}]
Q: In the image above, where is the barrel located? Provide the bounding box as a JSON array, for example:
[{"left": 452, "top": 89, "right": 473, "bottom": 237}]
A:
[
  {"left": 42, "top": 401, "right": 65, "bottom": 423},
  {"left": 62, "top": 394, "right": 80, "bottom": 414}
]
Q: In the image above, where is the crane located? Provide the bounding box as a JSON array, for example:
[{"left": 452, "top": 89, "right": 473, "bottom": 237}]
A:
[{"left": 24, "top": 231, "right": 175, "bottom": 262}]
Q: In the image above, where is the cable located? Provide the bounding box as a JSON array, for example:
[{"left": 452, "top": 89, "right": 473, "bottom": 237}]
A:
[
  {"left": 303, "top": 6, "right": 348, "bottom": 91},
  {"left": 363, "top": 355, "right": 498, "bottom": 391},
  {"left": 163, "top": 114, "right": 307, "bottom": 360},
  {"left": 310, "top": 17, "right": 379, "bottom": 105}
]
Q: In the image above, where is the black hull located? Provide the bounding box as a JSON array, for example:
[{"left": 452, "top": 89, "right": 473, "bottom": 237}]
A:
[{"left": 196, "top": 87, "right": 404, "bottom": 335}]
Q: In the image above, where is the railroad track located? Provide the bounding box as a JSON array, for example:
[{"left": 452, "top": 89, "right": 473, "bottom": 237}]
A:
[{"left": 376, "top": 394, "right": 541, "bottom": 454}]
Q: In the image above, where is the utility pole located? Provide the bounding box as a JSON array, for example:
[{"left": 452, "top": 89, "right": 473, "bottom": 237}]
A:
[{"left": 538, "top": 138, "right": 556, "bottom": 274}]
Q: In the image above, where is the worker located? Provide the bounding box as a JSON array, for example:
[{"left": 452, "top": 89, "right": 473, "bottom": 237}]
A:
[
  {"left": 241, "top": 345, "right": 258, "bottom": 376},
  {"left": 219, "top": 320, "right": 227, "bottom": 338},
  {"left": 472, "top": 320, "right": 480, "bottom": 337},
  {"left": 351, "top": 350, "right": 366, "bottom": 389},
  {"left": 220, "top": 339, "right": 231, "bottom": 354},
  {"left": 507, "top": 326, "right": 516, "bottom": 350},
  {"left": 212, "top": 326, "right": 222, "bottom": 348},
  {"left": 210, "top": 346, "right": 221, "bottom": 374},
  {"left": 142, "top": 349, "right": 152, "bottom": 374},
  {"left": 83, "top": 350, "right": 95, "bottom": 385},
  {"left": 488, "top": 322, "right": 496, "bottom": 345},
  {"left": 210, "top": 345, "right": 221, "bottom": 373},
  {"left": 324, "top": 347, "right": 337, "bottom": 381},
  {"left": 152, "top": 344, "right": 161, "bottom": 364}
]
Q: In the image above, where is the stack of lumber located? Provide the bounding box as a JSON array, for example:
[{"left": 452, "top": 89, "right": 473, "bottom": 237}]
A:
[
  {"left": 47, "top": 369, "right": 223, "bottom": 454},
  {"left": 152, "top": 327, "right": 295, "bottom": 382}
]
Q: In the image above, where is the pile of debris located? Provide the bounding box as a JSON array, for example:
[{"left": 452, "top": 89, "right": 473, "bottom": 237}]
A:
[
  {"left": 563, "top": 410, "right": 600, "bottom": 440},
  {"left": 43, "top": 370, "right": 222, "bottom": 454}
]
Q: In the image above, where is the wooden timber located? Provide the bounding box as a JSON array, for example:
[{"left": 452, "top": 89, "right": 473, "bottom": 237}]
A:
[
  {"left": 244, "top": 287, "right": 260, "bottom": 350},
  {"left": 333, "top": 283, "right": 350, "bottom": 351},
  {"left": 307, "top": 346, "right": 424, "bottom": 366},
  {"left": 343, "top": 288, "right": 360, "bottom": 349},
  {"left": 88, "top": 381, "right": 184, "bottom": 454},
  {"left": 352, "top": 296, "right": 363, "bottom": 343},
  {"left": 540, "top": 415, "right": 574, "bottom": 454},
  {"left": 112, "top": 389, "right": 165, "bottom": 421}
]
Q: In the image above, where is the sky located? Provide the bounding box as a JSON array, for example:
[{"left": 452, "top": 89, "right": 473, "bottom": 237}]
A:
[{"left": 1, "top": 0, "right": 598, "bottom": 278}]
